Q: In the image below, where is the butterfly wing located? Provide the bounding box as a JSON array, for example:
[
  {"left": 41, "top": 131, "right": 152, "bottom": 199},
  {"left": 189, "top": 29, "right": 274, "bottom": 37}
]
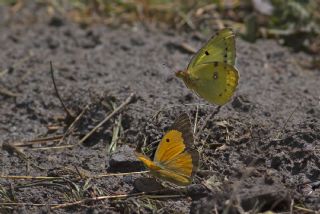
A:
[
  {"left": 186, "top": 62, "right": 239, "bottom": 105},
  {"left": 135, "top": 114, "right": 199, "bottom": 186},
  {"left": 135, "top": 150, "right": 196, "bottom": 186},
  {"left": 188, "top": 28, "right": 236, "bottom": 69},
  {"left": 135, "top": 151, "right": 161, "bottom": 171},
  {"left": 151, "top": 152, "right": 199, "bottom": 185},
  {"left": 154, "top": 113, "right": 193, "bottom": 163}
]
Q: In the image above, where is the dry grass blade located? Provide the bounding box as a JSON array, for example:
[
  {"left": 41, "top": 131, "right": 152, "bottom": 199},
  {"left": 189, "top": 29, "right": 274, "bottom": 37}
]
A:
[
  {"left": 195, "top": 105, "right": 222, "bottom": 140},
  {"left": 2, "top": 143, "right": 45, "bottom": 171},
  {"left": 0, "top": 175, "right": 60, "bottom": 180},
  {"left": 58, "top": 104, "right": 90, "bottom": 145},
  {"left": 0, "top": 171, "right": 149, "bottom": 181},
  {"left": 12, "top": 135, "right": 63, "bottom": 147},
  {"left": 273, "top": 105, "right": 299, "bottom": 140},
  {"left": 93, "top": 171, "right": 149, "bottom": 179},
  {"left": 107, "top": 113, "right": 122, "bottom": 154},
  {"left": 28, "top": 145, "right": 74, "bottom": 151},
  {"left": 51, "top": 192, "right": 145, "bottom": 209},
  {"left": 78, "top": 93, "right": 135, "bottom": 145},
  {"left": 0, "top": 87, "right": 19, "bottom": 97}
]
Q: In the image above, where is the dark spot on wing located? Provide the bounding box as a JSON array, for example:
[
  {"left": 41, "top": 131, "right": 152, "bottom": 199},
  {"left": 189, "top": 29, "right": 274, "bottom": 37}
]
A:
[
  {"left": 214, "top": 62, "right": 218, "bottom": 67},
  {"left": 166, "top": 139, "right": 170, "bottom": 142},
  {"left": 219, "top": 93, "right": 222, "bottom": 97},
  {"left": 213, "top": 71, "right": 218, "bottom": 79},
  {"left": 205, "top": 51, "right": 210, "bottom": 55}
]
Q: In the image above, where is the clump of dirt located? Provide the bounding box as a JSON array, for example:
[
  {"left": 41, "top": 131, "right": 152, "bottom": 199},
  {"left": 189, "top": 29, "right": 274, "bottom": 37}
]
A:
[{"left": 1, "top": 3, "right": 319, "bottom": 213}]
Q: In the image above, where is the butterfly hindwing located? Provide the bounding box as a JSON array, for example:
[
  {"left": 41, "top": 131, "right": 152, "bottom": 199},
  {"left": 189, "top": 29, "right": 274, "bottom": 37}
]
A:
[
  {"left": 163, "top": 148, "right": 199, "bottom": 177},
  {"left": 188, "top": 28, "right": 236, "bottom": 69},
  {"left": 187, "top": 62, "right": 239, "bottom": 105}
]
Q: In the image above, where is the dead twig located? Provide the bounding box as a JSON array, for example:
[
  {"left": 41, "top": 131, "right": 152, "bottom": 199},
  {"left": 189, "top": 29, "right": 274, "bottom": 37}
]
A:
[
  {"left": 2, "top": 143, "right": 46, "bottom": 171},
  {"left": 0, "top": 192, "right": 183, "bottom": 209},
  {"left": 0, "top": 171, "right": 149, "bottom": 181},
  {"left": 93, "top": 171, "right": 149, "bottom": 179},
  {"left": 0, "top": 175, "right": 61, "bottom": 180},
  {"left": 273, "top": 105, "right": 299, "bottom": 140},
  {"left": 107, "top": 113, "right": 122, "bottom": 154},
  {"left": 78, "top": 93, "right": 135, "bottom": 145},
  {"left": 58, "top": 104, "right": 89, "bottom": 145},
  {"left": 12, "top": 135, "right": 63, "bottom": 147},
  {"left": 0, "top": 87, "right": 20, "bottom": 97},
  {"left": 50, "top": 61, "right": 74, "bottom": 119},
  {"left": 28, "top": 145, "right": 74, "bottom": 151}
]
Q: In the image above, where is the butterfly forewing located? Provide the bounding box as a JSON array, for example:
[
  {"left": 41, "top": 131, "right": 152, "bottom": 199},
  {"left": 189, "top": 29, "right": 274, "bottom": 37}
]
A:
[
  {"left": 153, "top": 130, "right": 186, "bottom": 164},
  {"left": 188, "top": 28, "right": 236, "bottom": 69},
  {"left": 169, "top": 113, "right": 194, "bottom": 148}
]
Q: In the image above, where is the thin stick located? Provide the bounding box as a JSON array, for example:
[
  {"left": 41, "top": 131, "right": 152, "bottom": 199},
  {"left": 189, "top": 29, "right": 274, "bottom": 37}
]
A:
[
  {"left": 195, "top": 105, "right": 222, "bottom": 139},
  {"left": 0, "top": 175, "right": 60, "bottom": 180},
  {"left": 58, "top": 104, "right": 89, "bottom": 145},
  {"left": 193, "top": 104, "right": 199, "bottom": 134},
  {"left": 78, "top": 93, "right": 135, "bottom": 145},
  {"left": 52, "top": 192, "right": 184, "bottom": 210},
  {"left": 51, "top": 193, "right": 144, "bottom": 209},
  {"left": 274, "top": 105, "right": 299, "bottom": 140},
  {"left": 0, "top": 193, "right": 183, "bottom": 209},
  {"left": 0, "top": 171, "right": 149, "bottom": 180},
  {"left": 28, "top": 145, "right": 74, "bottom": 150},
  {"left": 0, "top": 202, "right": 59, "bottom": 207},
  {"left": 107, "top": 113, "right": 122, "bottom": 154},
  {"left": 93, "top": 171, "right": 149, "bottom": 178},
  {"left": 293, "top": 205, "right": 316, "bottom": 213},
  {"left": 12, "top": 135, "right": 63, "bottom": 147},
  {"left": 0, "top": 87, "right": 19, "bottom": 97},
  {"left": 2, "top": 143, "right": 45, "bottom": 170},
  {"left": 50, "top": 61, "right": 73, "bottom": 119}
]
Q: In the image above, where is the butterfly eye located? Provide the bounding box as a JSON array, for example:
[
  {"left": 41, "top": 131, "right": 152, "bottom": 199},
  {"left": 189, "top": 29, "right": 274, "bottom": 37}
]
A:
[{"left": 205, "top": 51, "right": 210, "bottom": 55}]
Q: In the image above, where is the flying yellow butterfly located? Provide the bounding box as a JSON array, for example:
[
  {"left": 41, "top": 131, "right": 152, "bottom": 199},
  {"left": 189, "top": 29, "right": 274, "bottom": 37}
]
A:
[
  {"left": 135, "top": 113, "right": 199, "bottom": 186},
  {"left": 176, "top": 28, "right": 239, "bottom": 105}
]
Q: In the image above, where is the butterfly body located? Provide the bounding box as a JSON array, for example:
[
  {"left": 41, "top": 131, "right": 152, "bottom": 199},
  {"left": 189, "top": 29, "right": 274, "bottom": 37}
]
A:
[
  {"left": 135, "top": 114, "right": 199, "bottom": 186},
  {"left": 176, "top": 28, "right": 239, "bottom": 105}
]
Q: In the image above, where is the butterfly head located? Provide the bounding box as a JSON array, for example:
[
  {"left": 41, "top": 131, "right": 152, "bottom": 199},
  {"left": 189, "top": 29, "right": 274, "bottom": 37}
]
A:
[
  {"left": 176, "top": 70, "right": 195, "bottom": 89},
  {"left": 175, "top": 70, "right": 188, "bottom": 79}
]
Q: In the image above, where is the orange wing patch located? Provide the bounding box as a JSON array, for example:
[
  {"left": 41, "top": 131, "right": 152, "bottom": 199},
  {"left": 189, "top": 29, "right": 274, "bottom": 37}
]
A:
[{"left": 135, "top": 113, "right": 199, "bottom": 186}]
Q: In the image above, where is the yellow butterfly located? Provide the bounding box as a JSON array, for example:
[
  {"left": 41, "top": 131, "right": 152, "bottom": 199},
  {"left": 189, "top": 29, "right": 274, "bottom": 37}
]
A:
[
  {"left": 135, "top": 113, "right": 199, "bottom": 186},
  {"left": 176, "top": 28, "right": 239, "bottom": 105}
]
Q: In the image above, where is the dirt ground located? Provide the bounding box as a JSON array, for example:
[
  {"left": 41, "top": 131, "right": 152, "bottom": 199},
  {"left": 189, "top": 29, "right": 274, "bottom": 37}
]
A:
[{"left": 1, "top": 3, "right": 320, "bottom": 214}]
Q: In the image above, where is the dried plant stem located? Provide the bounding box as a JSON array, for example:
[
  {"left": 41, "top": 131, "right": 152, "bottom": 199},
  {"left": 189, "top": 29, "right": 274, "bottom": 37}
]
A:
[
  {"left": 78, "top": 93, "right": 135, "bottom": 145},
  {"left": 50, "top": 61, "right": 74, "bottom": 119}
]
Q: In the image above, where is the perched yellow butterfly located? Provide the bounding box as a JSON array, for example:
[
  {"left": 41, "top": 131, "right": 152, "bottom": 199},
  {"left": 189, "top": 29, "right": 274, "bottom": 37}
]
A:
[
  {"left": 176, "top": 28, "right": 239, "bottom": 105},
  {"left": 135, "top": 113, "right": 199, "bottom": 186}
]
